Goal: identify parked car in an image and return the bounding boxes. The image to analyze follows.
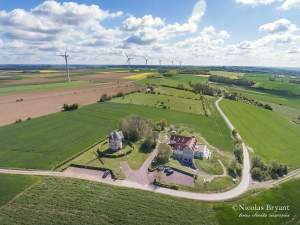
[102,170,110,179]
[164,167,174,176]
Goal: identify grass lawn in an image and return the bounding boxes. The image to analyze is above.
[194,156,224,175]
[180,176,235,193]
[111,92,205,114]
[0,102,234,170]
[220,99,300,168]
[0,177,217,225]
[71,141,149,179]
[215,178,300,225]
[0,174,38,207]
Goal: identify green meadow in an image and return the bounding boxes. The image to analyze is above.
[136,73,208,88]
[0,176,298,225]
[0,80,87,96]
[111,92,205,114]
[220,99,300,168]
[0,174,38,207]
[0,102,234,170]
[215,178,300,225]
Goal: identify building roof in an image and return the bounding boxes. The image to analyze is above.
[169,135,197,151]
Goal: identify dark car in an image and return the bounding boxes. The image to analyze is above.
[164,168,174,176]
[102,170,111,179]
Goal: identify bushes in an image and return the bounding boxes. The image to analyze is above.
[250,156,288,181]
[62,104,79,112]
[208,75,255,87]
[228,161,242,178]
[234,148,243,164]
[99,94,112,102]
[224,91,273,111]
[192,83,220,96]
[155,143,172,165]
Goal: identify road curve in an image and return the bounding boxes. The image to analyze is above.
[0,97,251,202]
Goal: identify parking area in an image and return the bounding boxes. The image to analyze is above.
[63,166,114,182]
[159,170,195,187]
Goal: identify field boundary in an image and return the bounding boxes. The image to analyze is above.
[52,137,107,171]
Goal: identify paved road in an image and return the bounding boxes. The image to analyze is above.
[0,98,253,201]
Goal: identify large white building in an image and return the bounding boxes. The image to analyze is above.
[169,135,211,164]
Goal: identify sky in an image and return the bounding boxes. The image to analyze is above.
[0,0,300,67]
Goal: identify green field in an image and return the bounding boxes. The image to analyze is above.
[136,74,208,88]
[112,93,205,114]
[0,177,217,225]
[0,80,87,96]
[244,73,300,96]
[220,99,300,168]
[155,86,199,99]
[1,176,298,225]
[0,102,234,170]
[0,174,38,207]
[215,178,300,225]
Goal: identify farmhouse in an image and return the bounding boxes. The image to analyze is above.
[169,135,211,164]
[109,131,124,151]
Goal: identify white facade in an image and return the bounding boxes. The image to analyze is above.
[109,131,124,151]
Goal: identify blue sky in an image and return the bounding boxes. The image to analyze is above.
[0,0,300,66]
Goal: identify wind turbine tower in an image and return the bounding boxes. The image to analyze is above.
[143,56,149,66]
[125,54,135,70]
[159,59,162,66]
[58,50,71,82]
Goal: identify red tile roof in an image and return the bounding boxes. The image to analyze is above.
[169,135,197,151]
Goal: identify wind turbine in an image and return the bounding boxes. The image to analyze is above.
[179,60,182,67]
[125,53,135,70]
[171,59,174,66]
[58,50,71,82]
[158,59,162,66]
[143,56,150,66]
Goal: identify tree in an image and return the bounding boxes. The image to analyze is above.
[251,156,264,169]
[251,167,265,181]
[264,104,273,111]
[99,94,111,102]
[142,131,159,152]
[157,119,168,131]
[234,148,243,164]
[156,143,172,165]
[119,116,154,142]
[228,161,242,178]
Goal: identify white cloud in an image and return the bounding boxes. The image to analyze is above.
[280,0,300,10]
[235,0,278,6]
[288,47,300,53]
[123,15,164,31]
[0,0,123,55]
[259,19,297,34]
[122,0,206,46]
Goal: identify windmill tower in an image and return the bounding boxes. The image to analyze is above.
[58,50,71,82]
